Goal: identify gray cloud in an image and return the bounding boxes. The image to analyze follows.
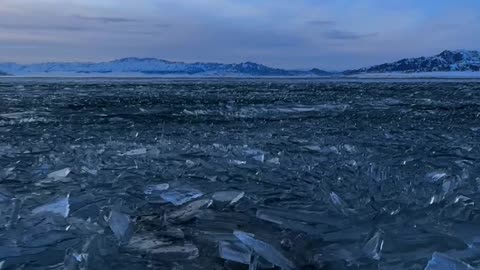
[75,15,139,23]
[307,20,335,26]
[0,23,88,31]
[324,30,378,40]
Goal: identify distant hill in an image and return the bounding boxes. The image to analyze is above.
[0,58,331,77]
[345,50,480,74]
[310,68,332,76]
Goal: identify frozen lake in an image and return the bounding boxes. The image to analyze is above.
[0,78,480,269]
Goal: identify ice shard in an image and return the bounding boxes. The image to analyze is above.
[212,191,245,205]
[233,231,295,270]
[32,194,70,218]
[363,230,384,260]
[47,168,71,179]
[107,210,134,244]
[425,252,478,270]
[160,186,203,206]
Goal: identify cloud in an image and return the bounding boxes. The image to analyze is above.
[75,15,139,23]
[307,20,335,26]
[0,0,479,69]
[0,23,88,31]
[323,30,378,40]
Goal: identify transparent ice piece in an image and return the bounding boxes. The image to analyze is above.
[266,157,280,165]
[249,255,259,270]
[425,252,477,270]
[107,210,134,244]
[426,172,447,182]
[119,148,147,156]
[63,249,87,270]
[81,166,98,176]
[230,160,247,165]
[168,199,212,223]
[455,195,474,206]
[125,233,171,252]
[330,192,345,208]
[219,241,252,265]
[256,208,343,227]
[363,230,384,260]
[252,154,265,162]
[32,194,70,218]
[67,217,104,234]
[212,191,245,205]
[234,231,295,270]
[256,209,325,235]
[330,191,354,215]
[47,167,71,179]
[144,183,170,195]
[160,187,203,206]
[126,234,199,260]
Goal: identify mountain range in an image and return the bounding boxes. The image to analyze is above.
[0,58,328,77]
[345,50,480,75]
[0,50,479,77]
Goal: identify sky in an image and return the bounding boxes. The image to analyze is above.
[0,0,479,70]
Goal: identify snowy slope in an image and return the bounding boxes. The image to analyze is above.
[345,50,480,74]
[348,71,480,79]
[0,58,330,77]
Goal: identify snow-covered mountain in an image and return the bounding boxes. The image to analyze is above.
[345,50,480,74]
[0,58,329,77]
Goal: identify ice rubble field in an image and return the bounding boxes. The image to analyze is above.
[0,78,480,270]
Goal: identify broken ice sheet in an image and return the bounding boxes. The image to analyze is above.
[234,231,295,270]
[451,223,480,248]
[425,252,478,270]
[252,154,265,162]
[124,233,170,252]
[32,194,70,218]
[426,172,447,183]
[219,240,252,265]
[160,186,203,206]
[125,233,199,260]
[168,199,212,223]
[330,191,355,215]
[256,209,326,235]
[0,111,35,119]
[455,195,474,206]
[212,191,245,205]
[63,249,88,270]
[230,160,247,165]
[67,217,104,234]
[47,167,71,179]
[107,210,134,244]
[81,166,98,176]
[118,148,147,156]
[244,149,265,162]
[144,183,170,203]
[266,157,280,165]
[144,183,170,195]
[363,230,384,261]
[256,208,345,227]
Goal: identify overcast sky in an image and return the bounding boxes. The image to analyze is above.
[0,0,479,70]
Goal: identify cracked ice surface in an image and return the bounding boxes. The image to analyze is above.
[0,78,480,269]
